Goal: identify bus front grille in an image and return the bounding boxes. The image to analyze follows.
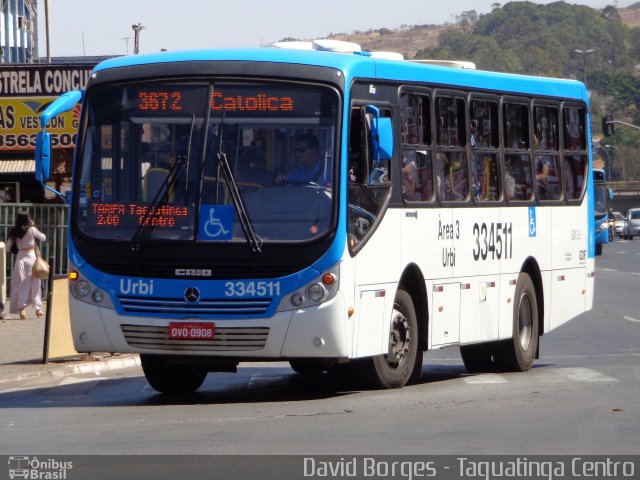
[121,324,269,351]
[118,296,271,315]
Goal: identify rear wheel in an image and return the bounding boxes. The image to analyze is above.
[495,273,539,372]
[140,355,208,394]
[355,289,422,388]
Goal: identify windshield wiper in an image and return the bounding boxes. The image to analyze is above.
[217,148,263,253]
[131,116,196,252]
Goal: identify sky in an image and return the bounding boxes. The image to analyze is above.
[37,0,636,58]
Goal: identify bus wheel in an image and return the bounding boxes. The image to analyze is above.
[460,343,498,373]
[358,289,422,388]
[141,355,207,394]
[496,273,539,372]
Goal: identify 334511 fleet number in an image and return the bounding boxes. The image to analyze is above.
[473,222,513,261]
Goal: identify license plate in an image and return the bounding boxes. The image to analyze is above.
[169,322,215,340]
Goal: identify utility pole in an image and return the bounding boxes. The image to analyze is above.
[574,49,594,85]
[45,0,51,63]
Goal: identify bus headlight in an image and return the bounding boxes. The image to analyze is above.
[307,283,326,302]
[277,264,340,312]
[290,292,304,307]
[68,262,114,309]
[74,280,91,297]
[92,290,104,303]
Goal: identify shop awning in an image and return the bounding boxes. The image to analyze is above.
[0,159,35,174]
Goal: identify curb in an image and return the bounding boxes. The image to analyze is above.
[0,354,141,384]
[55,354,141,377]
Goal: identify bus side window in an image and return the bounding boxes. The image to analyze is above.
[400,91,432,201]
[563,107,587,201]
[504,103,533,201]
[470,99,500,201]
[436,95,468,202]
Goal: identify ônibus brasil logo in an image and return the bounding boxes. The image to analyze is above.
[8,456,73,480]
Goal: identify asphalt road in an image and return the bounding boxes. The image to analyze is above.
[0,238,638,457]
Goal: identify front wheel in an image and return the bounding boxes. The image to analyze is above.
[355,289,423,388]
[495,273,539,372]
[141,355,208,394]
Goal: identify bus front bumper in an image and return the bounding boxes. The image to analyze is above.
[69,294,350,359]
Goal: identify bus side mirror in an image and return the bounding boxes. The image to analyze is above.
[366,105,394,162]
[35,132,52,182]
[40,90,83,129]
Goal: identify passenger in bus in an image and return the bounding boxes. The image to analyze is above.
[276,133,331,186]
[402,152,419,200]
[504,161,517,200]
[535,155,559,200]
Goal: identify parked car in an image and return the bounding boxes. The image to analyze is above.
[627,208,640,238]
[611,211,629,239]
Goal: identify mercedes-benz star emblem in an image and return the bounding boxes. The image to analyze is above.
[184,286,200,303]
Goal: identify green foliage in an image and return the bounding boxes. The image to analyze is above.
[416,1,633,79]
[414,1,640,181]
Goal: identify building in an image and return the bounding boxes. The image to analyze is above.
[1,0,37,64]
[0,63,95,202]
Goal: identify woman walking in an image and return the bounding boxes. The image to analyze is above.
[6,213,46,319]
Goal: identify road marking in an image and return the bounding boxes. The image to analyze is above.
[624,315,640,323]
[552,368,617,383]
[463,374,507,384]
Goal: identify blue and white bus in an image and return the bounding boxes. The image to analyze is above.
[592,168,610,254]
[35,40,595,393]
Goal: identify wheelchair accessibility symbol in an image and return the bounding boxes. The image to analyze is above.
[200,205,233,240]
[528,206,537,237]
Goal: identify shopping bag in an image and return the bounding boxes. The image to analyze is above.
[33,246,50,280]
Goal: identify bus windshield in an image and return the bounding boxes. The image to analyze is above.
[75,81,339,243]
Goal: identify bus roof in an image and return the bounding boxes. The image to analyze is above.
[92,46,588,102]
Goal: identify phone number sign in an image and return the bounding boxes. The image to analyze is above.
[0,97,80,151]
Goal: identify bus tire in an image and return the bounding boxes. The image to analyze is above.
[357,289,422,388]
[460,343,498,373]
[141,354,207,394]
[496,273,539,372]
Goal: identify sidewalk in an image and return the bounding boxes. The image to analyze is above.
[0,302,140,384]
